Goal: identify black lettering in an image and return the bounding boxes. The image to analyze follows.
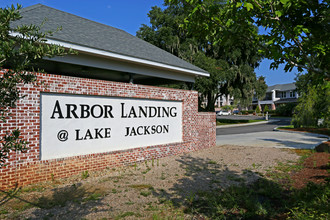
[75,129,83,140]
[66,104,78,118]
[130,127,137,136]
[162,107,169,117]
[144,126,150,135]
[84,129,93,140]
[80,104,90,118]
[124,124,169,136]
[104,105,114,118]
[157,107,161,117]
[51,100,64,119]
[125,127,130,136]
[91,104,103,118]
[149,107,157,118]
[151,125,156,134]
[128,107,137,118]
[163,125,169,133]
[138,106,147,118]
[170,107,177,117]
[156,125,162,133]
[137,126,143,135]
[121,103,128,118]
[104,128,111,138]
[94,128,104,139]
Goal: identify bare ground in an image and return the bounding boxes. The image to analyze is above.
[0,145,301,219]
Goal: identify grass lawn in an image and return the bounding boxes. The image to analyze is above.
[216,119,264,126]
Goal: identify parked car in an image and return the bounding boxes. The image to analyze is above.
[233,110,240,115]
[217,111,231,116]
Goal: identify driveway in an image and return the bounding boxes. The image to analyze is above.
[216,119,328,149]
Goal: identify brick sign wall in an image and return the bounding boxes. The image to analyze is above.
[0,72,216,189]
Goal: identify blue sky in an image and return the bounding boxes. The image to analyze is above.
[1,0,297,86]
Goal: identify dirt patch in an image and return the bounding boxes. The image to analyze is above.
[290,152,330,189]
[0,145,301,219]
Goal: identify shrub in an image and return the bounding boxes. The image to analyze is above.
[256,105,261,114]
[241,110,248,115]
[268,110,276,115]
[275,103,296,117]
[222,105,234,111]
[264,105,269,113]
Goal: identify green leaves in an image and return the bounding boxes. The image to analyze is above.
[244,2,254,11]
[163,0,329,125]
[236,2,243,8]
[275,11,282,17]
[138,1,262,111]
[0,129,29,167]
[280,0,290,6]
[0,4,76,167]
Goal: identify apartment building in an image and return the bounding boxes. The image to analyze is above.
[252,83,299,110]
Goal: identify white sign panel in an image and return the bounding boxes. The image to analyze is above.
[40,93,182,160]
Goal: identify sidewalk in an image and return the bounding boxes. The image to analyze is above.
[216,131,328,149]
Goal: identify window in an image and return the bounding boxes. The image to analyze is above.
[290,91,294,98]
[282,92,286,98]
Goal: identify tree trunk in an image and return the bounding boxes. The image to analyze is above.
[206,92,216,112]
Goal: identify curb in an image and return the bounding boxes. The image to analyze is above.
[216,120,280,128]
[273,127,330,140]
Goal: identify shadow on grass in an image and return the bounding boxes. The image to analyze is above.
[31,183,111,218]
[152,154,330,219]
[0,182,110,219]
[0,183,40,208]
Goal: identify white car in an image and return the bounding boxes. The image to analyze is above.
[217,111,231,116]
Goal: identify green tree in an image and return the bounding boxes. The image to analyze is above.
[192,52,226,111]
[254,76,267,101]
[232,75,267,109]
[167,0,329,76]
[167,0,329,125]
[0,4,74,167]
[264,105,269,113]
[255,105,261,115]
[137,3,263,111]
[292,82,330,128]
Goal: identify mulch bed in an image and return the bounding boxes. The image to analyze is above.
[279,127,329,189]
[290,151,330,189]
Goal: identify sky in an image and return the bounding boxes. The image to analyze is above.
[1,0,298,86]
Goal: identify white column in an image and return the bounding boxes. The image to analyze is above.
[272,90,276,101]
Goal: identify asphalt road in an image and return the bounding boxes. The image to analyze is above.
[216,115,266,120]
[216,119,291,135]
[216,117,328,149]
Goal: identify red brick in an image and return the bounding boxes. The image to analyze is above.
[0,71,215,189]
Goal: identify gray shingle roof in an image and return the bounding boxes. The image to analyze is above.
[12,4,208,75]
[266,83,296,92]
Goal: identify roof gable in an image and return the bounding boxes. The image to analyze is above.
[266,83,296,92]
[12,4,208,77]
